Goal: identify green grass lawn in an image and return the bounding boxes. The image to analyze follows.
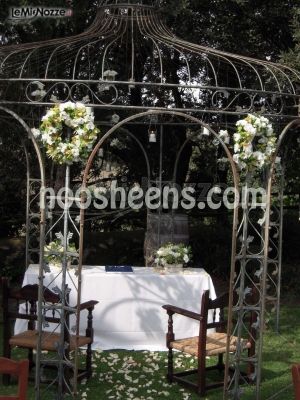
[0,306,298,400]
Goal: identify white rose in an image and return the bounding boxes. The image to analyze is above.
[75,102,85,110]
[244,123,256,135]
[48,127,57,134]
[219,129,230,144]
[64,118,73,128]
[75,117,85,125]
[236,119,247,127]
[46,109,55,118]
[265,145,275,156]
[62,101,75,110]
[41,115,49,122]
[234,143,240,153]
[76,128,85,136]
[72,147,80,157]
[87,122,95,130]
[41,132,50,143]
[59,143,68,153]
[46,136,53,145]
[31,128,41,138]
[243,143,253,155]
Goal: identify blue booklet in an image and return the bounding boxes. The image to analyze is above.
[105,265,133,272]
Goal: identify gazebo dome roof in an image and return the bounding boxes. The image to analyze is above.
[0,1,299,117]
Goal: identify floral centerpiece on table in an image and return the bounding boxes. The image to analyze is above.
[154,243,192,269]
[44,239,77,267]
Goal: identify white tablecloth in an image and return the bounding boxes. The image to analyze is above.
[15,265,216,351]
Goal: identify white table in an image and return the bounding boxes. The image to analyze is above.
[15,265,216,351]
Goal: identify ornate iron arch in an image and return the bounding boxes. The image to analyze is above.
[0,107,47,396]
[76,109,240,398]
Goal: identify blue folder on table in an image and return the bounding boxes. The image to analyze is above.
[105,265,133,272]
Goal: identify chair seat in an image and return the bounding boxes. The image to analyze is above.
[9,330,92,351]
[170,332,251,357]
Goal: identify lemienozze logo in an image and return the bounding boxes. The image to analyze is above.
[9,6,73,22]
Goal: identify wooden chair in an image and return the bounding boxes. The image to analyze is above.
[1,277,98,385]
[162,290,256,396]
[292,364,300,400]
[0,357,29,400]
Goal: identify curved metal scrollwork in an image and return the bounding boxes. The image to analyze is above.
[25,80,119,105]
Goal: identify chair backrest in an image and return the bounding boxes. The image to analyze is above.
[199,291,230,337]
[292,364,300,400]
[1,277,62,332]
[198,290,256,355]
[0,357,29,400]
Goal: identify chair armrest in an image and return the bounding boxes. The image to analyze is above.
[162,304,202,321]
[77,300,99,311]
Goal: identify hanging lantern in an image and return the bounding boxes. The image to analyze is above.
[202,126,210,136]
[129,78,135,90]
[103,69,118,90]
[148,127,157,143]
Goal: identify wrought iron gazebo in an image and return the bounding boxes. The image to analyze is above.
[0,1,299,399]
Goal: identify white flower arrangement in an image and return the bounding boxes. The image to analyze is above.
[227,114,277,171]
[154,243,192,267]
[44,239,77,267]
[32,102,99,164]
